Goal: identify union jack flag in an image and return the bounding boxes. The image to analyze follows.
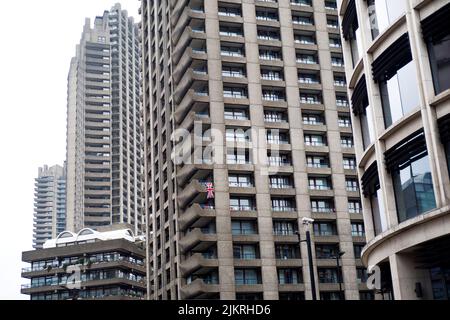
[206,182,215,199]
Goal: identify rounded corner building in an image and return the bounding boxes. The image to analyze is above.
[339,0,450,300]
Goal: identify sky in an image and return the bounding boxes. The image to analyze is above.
[0,0,141,300]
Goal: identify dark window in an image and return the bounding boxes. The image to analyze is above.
[422,3,450,94]
[385,131,437,222]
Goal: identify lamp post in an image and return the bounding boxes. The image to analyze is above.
[296,217,317,300]
[334,251,345,300]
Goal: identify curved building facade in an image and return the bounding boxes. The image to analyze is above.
[339,0,450,300]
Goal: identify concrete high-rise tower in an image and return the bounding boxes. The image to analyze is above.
[141,0,370,300]
[33,164,66,249]
[66,4,144,235]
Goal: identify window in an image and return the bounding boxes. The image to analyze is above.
[303,113,324,125]
[318,268,340,283]
[341,136,354,148]
[343,157,356,170]
[219,24,243,37]
[232,220,258,235]
[346,178,359,192]
[279,292,305,300]
[264,110,287,122]
[257,28,281,41]
[438,115,450,179]
[313,222,337,236]
[229,174,253,187]
[259,47,282,61]
[270,176,293,189]
[299,72,320,84]
[227,149,251,164]
[311,199,334,213]
[320,292,342,300]
[223,86,248,99]
[352,77,375,150]
[342,0,363,67]
[230,197,255,211]
[267,131,289,144]
[307,155,329,168]
[218,5,242,17]
[351,223,365,237]
[235,269,260,285]
[357,268,369,283]
[379,60,420,128]
[262,88,285,101]
[308,176,331,190]
[268,152,292,166]
[304,134,326,147]
[297,51,318,64]
[224,107,249,120]
[300,92,321,104]
[278,269,302,284]
[272,198,296,212]
[273,220,297,235]
[222,64,246,78]
[236,293,263,300]
[360,291,375,300]
[386,131,437,223]
[292,14,313,25]
[367,0,406,40]
[354,244,364,259]
[372,34,420,128]
[261,69,284,81]
[338,116,351,128]
[256,9,279,21]
[316,244,339,259]
[234,244,258,260]
[221,43,245,57]
[226,128,250,142]
[422,4,450,94]
[275,244,300,259]
[362,163,387,235]
[295,33,315,45]
[348,200,362,214]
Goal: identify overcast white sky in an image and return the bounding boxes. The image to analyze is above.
[0,0,141,300]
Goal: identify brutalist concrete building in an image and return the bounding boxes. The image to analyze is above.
[33,164,67,249]
[66,4,144,234]
[141,0,371,300]
[339,0,450,300]
[21,227,146,300]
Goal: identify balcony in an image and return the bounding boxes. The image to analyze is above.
[179,110,211,131]
[179,228,217,253]
[175,89,210,124]
[180,253,219,276]
[179,203,216,231]
[174,69,209,104]
[171,0,189,22]
[178,179,208,209]
[180,278,220,299]
[172,6,206,44]
[174,47,207,84]
[177,163,213,187]
[173,27,207,64]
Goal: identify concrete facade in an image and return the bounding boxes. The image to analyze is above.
[339,0,450,300]
[33,164,66,249]
[141,0,370,300]
[66,4,144,235]
[21,227,146,300]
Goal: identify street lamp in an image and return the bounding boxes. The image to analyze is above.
[334,251,345,300]
[296,217,317,300]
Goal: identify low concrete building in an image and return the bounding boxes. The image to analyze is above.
[21,227,146,300]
